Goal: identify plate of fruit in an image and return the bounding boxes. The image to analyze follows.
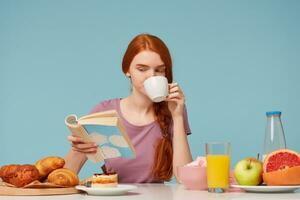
[230,184,300,193]
[231,149,300,193]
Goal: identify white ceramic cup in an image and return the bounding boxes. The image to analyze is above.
[143,76,169,102]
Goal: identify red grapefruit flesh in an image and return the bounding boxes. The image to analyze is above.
[263,149,300,185]
[263,149,300,173]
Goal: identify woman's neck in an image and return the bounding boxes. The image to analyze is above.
[125,90,154,115]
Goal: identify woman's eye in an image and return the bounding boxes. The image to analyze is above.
[138,68,147,72]
[156,68,166,73]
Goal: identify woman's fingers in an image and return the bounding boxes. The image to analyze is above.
[166,98,180,102]
[68,135,97,146]
[169,83,183,95]
[72,147,98,153]
[168,82,185,102]
[169,86,179,93]
[71,141,98,153]
[167,92,181,99]
[168,82,178,89]
[68,135,98,154]
[72,142,98,150]
[68,135,84,143]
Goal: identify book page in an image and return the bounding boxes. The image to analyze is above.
[78,117,118,126]
[78,110,117,121]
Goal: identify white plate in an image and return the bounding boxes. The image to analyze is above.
[230,184,300,193]
[75,184,138,196]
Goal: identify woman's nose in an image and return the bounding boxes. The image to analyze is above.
[149,69,159,77]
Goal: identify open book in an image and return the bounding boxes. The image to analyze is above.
[65,110,136,163]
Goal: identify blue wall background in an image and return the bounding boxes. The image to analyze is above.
[1,0,300,180]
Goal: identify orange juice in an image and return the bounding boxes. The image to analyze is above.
[206,154,230,188]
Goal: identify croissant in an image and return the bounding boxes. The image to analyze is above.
[35,156,65,180]
[47,168,79,187]
[0,164,39,187]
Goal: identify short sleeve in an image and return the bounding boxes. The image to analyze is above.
[169,104,192,136]
[183,104,191,135]
[89,99,118,114]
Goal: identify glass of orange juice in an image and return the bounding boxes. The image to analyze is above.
[206,142,230,193]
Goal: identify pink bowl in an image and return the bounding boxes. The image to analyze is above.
[177,166,207,190]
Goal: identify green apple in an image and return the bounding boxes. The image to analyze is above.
[234,157,263,186]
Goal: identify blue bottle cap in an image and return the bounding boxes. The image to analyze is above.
[266,111,281,116]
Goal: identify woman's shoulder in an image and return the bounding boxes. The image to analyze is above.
[89,98,120,114]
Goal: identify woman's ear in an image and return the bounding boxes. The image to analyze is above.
[126,72,131,78]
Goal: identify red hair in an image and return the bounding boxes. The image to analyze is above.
[122,34,173,181]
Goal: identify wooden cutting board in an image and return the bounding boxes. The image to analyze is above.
[0,186,81,196]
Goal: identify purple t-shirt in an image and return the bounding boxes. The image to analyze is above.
[89,98,191,183]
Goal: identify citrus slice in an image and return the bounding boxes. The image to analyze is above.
[263,149,300,173]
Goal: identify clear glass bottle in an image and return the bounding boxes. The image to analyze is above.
[262,111,286,161]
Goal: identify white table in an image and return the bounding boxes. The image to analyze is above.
[0,184,299,200]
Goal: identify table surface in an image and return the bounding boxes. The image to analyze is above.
[0,184,299,200]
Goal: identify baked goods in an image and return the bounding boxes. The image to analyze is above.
[0,164,39,187]
[0,156,79,188]
[35,156,65,180]
[47,168,79,187]
[91,173,118,188]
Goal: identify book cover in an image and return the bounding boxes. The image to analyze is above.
[65,110,136,163]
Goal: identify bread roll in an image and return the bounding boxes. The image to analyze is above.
[0,164,39,187]
[47,168,79,187]
[35,156,65,180]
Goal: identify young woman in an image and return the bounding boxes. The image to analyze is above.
[64,33,192,183]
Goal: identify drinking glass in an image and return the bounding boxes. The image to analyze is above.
[206,142,230,193]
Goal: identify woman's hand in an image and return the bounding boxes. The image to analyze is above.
[68,135,98,154]
[166,82,185,118]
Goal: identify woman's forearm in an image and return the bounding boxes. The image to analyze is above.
[172,115,192,181]
[64,149,87,174]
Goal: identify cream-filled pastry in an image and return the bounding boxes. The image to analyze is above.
[91,173,118,188]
